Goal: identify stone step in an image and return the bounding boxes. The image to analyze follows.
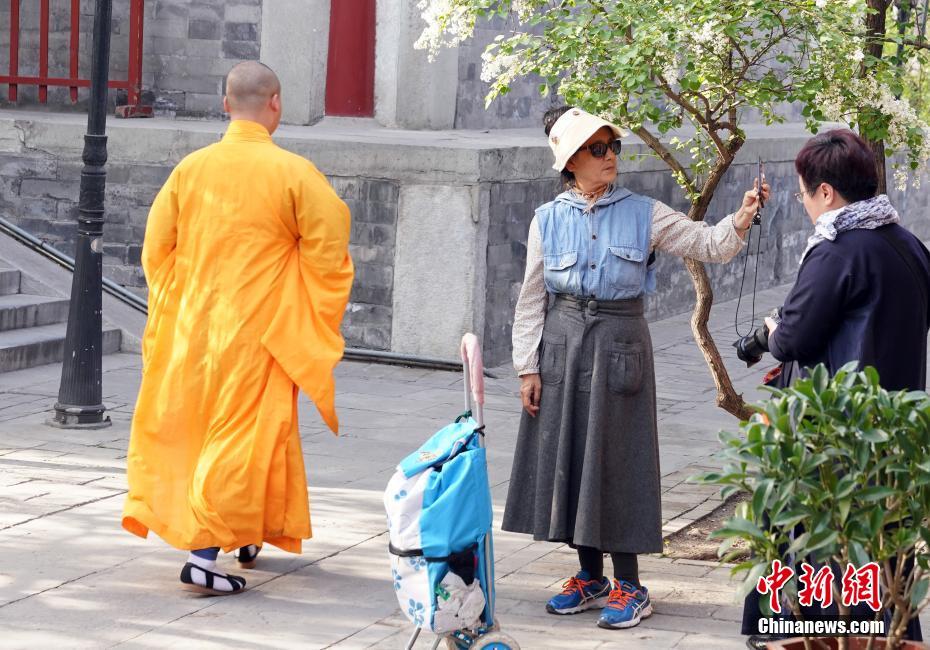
[0,268,21,296]
[0,294,71,332]
[0,323,121,373]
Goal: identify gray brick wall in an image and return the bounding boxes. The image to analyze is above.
[482,178,561,364]
[0,0,263,117]
[454,14,557,130]
[0,152,398,351]
[333,177,398,351]
[1,139,927,362]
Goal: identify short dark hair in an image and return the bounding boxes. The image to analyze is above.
[794,129,878,203]
[544,105,575,187]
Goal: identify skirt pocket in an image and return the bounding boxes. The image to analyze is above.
[540,333,567,385]
[607,342,644,395]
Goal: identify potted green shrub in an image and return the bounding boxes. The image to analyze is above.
[697,363,930,650]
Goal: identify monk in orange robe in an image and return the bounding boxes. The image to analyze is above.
[122,61,354,595]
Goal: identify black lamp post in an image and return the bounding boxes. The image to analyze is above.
[50,0,113,429]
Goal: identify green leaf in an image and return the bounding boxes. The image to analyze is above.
[860,428,889,443]
[837,499,851,525]
[849,540,870,567]
[806,530,839,554]
[711,517,766,542]
[858,486,895,502]
[812,365,829,393]
[772,508,809,529]
[912,577,930,609]
[721,484,742,500]
[786,532,811,556]
[834,476,857,500]
[752,479,775,518]
[736,561,771,600]
[869,507,885,538]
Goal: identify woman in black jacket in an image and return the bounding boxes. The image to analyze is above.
[744,129,930,649]
[764,129,930,392]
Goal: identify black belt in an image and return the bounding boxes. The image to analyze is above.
[554,294,642,315]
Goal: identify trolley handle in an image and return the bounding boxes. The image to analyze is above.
[460,333,485,427]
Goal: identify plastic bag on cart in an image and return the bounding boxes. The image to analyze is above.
[433,572,486,634]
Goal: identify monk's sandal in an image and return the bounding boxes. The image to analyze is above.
[236,544,261,569]
[180,562,246,596]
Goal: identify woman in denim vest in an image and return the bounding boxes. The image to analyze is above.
[502,106,769,630]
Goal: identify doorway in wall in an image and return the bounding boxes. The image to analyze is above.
[325,0,376,117]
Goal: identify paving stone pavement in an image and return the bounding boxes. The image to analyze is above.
[2,283,927,649]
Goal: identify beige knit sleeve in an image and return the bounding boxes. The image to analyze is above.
[649,200,746,262]
[512,215,546,376]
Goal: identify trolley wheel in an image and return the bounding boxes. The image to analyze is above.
[474,632,520,650]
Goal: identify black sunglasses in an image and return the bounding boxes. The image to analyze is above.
[581,139,622,158]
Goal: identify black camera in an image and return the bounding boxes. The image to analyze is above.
[733,307,782,368]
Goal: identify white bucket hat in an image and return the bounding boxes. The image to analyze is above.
[548,107,627,172]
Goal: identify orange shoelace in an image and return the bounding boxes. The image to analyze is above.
[559,576,596,596]
[607,584,639,609]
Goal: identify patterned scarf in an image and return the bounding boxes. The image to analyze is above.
[571,183,614,213]
[800,194,900,263]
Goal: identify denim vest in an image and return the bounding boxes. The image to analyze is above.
[536,187,656,300]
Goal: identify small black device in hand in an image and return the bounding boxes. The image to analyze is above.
[733,307,782,368]
[753,158,765,225]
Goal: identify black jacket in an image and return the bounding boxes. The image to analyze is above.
[768,223,930,391]
[744,224,930,640]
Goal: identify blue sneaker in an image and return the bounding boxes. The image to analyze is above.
[597,579,653,629]
[545,570,611,615]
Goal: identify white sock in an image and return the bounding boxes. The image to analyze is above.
[187,552,217,571]
[186,554,239,592]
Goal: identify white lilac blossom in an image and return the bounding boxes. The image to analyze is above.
[414,0,478,61]
[415,0,930,191]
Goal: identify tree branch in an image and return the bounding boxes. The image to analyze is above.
[654,74,729,156]
[632,126,697,195]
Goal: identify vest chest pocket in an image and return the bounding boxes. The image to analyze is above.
[539,332,566,385]
[607,342,644,395]
[543,250,580,295]
[604,245,645,294]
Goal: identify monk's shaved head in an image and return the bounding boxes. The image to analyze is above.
[225,61,281,112]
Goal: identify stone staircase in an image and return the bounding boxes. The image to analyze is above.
[0,266,121,372]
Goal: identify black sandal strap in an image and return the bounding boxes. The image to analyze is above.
[237,545,261,562]
[183,563,246,593]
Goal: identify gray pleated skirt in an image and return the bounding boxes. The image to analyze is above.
[501,295,662,554]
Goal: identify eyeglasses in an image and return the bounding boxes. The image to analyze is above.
[793,191,809,204]
[581,140,622,158]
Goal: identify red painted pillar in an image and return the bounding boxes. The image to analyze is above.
[325,0,376,117]
[9,0,20,101]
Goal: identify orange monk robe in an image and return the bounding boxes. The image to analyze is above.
[122,120,354,553]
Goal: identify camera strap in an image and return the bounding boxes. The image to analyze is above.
[734,221,763,337]
[874,226,929,324]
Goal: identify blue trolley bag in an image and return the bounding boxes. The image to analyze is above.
[384,415,494,634]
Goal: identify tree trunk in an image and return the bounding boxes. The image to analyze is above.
[863,0,892,193]
[868,138,888,194]
[684,257,754,420]
[683,142,753,421]
[638,129,751,420]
